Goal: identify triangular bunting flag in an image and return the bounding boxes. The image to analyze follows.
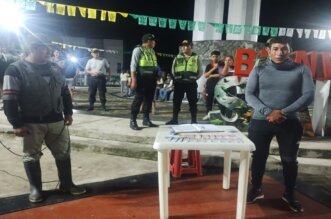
[296,28,303,38]
[304,29,311,38]
[286,28,294,37]
[312,29,319,38]
[118,12,128,18]
[129,14,138,19]
[158,18,167,28]
[38,1,46,6]
[168,19,177,29]
[67,5,76,17]
[46,2,55,13]
[278,28,286,36]
[79,7,87,18]
[187,21,196,31]
[262,27,270,36]
[149,16,158,27]
[178,20,187,30]
[56,4,66,16]
[108,11,116,22]
[252,26,261,35]
[25,0,37,10]
[225,24,234,33]
[87,8,97,19]
[101,10,107,21]
[318,30,326,39]
[270,27,279,37]
[197,22,205,31]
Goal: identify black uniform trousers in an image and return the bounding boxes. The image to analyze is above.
[131,75,156,117]
[205,78,219,113]
[172,81,198,117]
[248,119,303,193]
[88,75,107,106]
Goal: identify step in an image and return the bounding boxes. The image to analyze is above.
[270,138,331,159]
[266,155,331,176]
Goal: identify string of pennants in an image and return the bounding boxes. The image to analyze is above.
[51,41,175,58]
[9,0,37,10]
[33,1,331,40]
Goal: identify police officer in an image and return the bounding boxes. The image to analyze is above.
[129,34,159,130]
[2,36,86,203]
[166,40,202,125]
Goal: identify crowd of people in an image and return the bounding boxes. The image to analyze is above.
[0,34,315,214]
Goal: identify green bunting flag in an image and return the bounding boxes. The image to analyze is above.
[178,20,187,30]
[138,15,147,25]
[270,27,279,37]
[252,26,261,35]
[158,17,167,28]
[198,22,205,31]
[262,27,270,36]
[244,25,252,34]
[225,24,234,33]
[209,23,224,33]
[233,25,242,34]
[187,21,196,31]
[168,19,177,29]
[149,16,157,27]
[129,14,138,19]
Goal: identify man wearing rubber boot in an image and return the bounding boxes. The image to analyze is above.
[2,35,86,203]
[129,33,159,130]
[166,40,202,125]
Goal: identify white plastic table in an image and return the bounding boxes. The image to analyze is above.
[153,125,255,219]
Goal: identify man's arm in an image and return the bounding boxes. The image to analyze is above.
[245,67,273,117]
[130,47,141,90]
[281,65,315,114]
[62,84,73,126]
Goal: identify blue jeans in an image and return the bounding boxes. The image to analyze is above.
[248,119,303,193]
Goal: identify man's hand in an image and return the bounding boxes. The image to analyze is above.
[266,110,286,124]
[130,76,137,90]
[13,127,30,137]
[64,115,73,126]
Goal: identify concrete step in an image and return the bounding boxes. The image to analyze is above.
[266,155,331,176]
[269,138,331,159]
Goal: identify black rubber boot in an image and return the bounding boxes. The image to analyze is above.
[165,112,178,125]
[23,161,43,203]
[191,112,198,124]
[55,159,86,195]
[142,114,158,127]
[130,114,139,130]
[87,104,94,111]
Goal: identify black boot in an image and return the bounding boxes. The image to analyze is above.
[101,105,109,111]
[191,111,198,124]
[55,159,86,195]
[24,161,43,203]
[142,114,158,127]
[130,114,139,130]
[166,112,178,125]
[87,104,94,111]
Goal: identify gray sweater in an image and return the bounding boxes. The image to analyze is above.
[245,59,315,120]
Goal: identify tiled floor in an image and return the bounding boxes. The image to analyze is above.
[1,171,330,219]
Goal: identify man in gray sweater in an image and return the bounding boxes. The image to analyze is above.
[245,37,315,213]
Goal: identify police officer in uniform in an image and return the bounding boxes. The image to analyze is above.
[166,40,202,125]
[2,36,86,203]
[129,34,159,130]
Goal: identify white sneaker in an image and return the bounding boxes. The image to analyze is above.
[202,114,209,121]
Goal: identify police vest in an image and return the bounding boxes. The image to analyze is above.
[174,53,199,81]
[12,61,65,117]
[137,47,158,76]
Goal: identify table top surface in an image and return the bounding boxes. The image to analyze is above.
[153,125,255,151]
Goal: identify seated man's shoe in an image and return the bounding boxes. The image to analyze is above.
[165,119,178,125]
[282,192,304,213]
[247,188,264,204]
[59,184,86,195]
[130,120,140,130]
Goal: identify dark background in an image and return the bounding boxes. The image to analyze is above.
[21,0,331,71]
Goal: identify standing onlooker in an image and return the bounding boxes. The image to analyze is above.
[50,49,64,68]
[120,69,130,96]
[85,49,111,111]
[2,35,86,203]
[245,37,315,213]
[166,40,202,125]
[203,50,221,117]
[129,33,159,130]
[62,52,79,100]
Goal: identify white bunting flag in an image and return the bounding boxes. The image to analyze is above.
[328,30,331,39]
[296,28,303,38]
[304,29,311,39]
[318,30,326,39]
[278,27,286,36]
[286,28,294,37]
[313,29,319,38]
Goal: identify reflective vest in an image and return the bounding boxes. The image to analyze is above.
[12,61,65,117]
[174,53,199,81]
[137,47,158,75]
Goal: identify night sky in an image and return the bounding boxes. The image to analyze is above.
[23,0,331,70]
